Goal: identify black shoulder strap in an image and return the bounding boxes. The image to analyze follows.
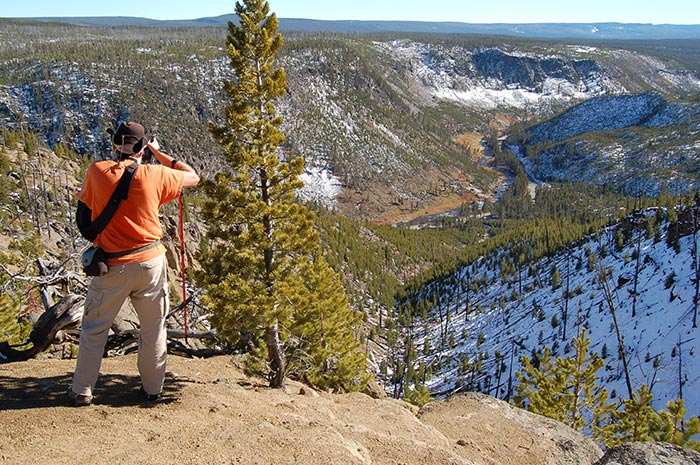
[81,163,139,240]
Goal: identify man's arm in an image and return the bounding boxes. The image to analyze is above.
[146,137,200,188]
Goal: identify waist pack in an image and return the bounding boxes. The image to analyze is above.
[81,246,108,276]
[80,240,162,277]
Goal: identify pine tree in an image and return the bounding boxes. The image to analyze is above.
[514,347,565,420]
[515,331,700,449]
[514,329,613,439]
[404,383,431,407]
[551,264,561,290]
[650,398,700,451]
[0,293,30,346]
[197,0,367,390]
[288,255,368,390]
[557,329,611,433]
[608,385,656,446]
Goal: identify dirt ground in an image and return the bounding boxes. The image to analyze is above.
[0,354,448,465]
[0,354,601,465]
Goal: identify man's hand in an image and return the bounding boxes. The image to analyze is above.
[147,137,161,153]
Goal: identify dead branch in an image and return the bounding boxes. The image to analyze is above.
[0,293,84,363]
[1,290,219,363]
[0,262,87,295]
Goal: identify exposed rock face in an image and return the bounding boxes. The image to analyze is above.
[472,49,601,90]
[363,378,388,399]
[417,392,604,465]
[594,442,700,465]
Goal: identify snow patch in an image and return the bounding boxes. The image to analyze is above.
[298,162,342,210]
[433,86,541,110]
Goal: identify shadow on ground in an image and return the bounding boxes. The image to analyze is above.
[0,371,191,410]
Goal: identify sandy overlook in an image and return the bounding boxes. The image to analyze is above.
[1,353,605,465]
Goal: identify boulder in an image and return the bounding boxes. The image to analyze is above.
[594,442,700,465]
[418,391,603,465]
[363,378,388,399]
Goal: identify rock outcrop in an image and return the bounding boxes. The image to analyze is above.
[1,355,697,465]
[594,442,700,465]
[0,355,603,465]
[418,392,603,465]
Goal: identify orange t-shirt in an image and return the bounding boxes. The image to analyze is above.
[78,160,184,265]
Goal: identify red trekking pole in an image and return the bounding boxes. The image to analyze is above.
[179,193,188,343]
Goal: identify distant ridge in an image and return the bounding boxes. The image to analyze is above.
[7,15,700,40]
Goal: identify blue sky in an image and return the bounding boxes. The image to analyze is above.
[2,0,699,25]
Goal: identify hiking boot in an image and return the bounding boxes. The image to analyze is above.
[139,385,163,402]
[67,389,92,406]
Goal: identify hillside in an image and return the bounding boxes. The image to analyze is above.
[1,22,700,222]
[514,92,700,194]
[394,208,700,417]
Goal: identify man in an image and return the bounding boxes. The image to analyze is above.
[69,121,200,406]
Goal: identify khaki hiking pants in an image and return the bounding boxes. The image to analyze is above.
[71,254,169,398]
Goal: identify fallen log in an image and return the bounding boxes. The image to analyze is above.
[0,293,84,363]
[104,329,217,356]
[166,329,216,339]
[1,293,219,363]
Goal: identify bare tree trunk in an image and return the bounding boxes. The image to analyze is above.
[464,269,470,322]
[677,335,684,401]
[35,258,54,310]
[563,251,570,341]
[599,264,634,399]
[506,339,515,402]
[436,299,445,346]
[18,163,35,230]
[38,161,51,239]
[495,354,503,398]
[693,204,699,328]
[632,218,642,318]
[31,166,42,236]
[265,320,285,388]
[0,294,83,362]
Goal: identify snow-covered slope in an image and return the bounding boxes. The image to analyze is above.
[377,40,700,113]
[376,40,611,112]
[516,93,700,196]
[403,209,699,415]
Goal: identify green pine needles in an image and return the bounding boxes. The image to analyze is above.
[197,0,368,391]
[514,328,700,450]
